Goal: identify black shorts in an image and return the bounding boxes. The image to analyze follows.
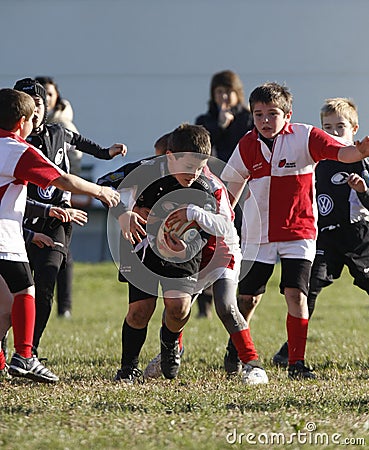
[238,258,312,296]
[312,221,369,294]
[120,241,200,303]
[0,260,34,293]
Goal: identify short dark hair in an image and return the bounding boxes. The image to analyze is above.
[249,82,293,115]
[154,132,171,156]
[168,123,211,157]
[0,88,35,131]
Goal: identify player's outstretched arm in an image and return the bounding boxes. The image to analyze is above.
[108,143,128,158]
[338,136,369,163]
[51,173,120,207]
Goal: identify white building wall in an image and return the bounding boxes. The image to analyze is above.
[1,0,369,259]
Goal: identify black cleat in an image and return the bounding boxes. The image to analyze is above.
[160,339,181,379]
[272,341,289,368]
[114,365,144,384]
[288,360,316,380]
[224,338,242,375]
[8,353,59,383]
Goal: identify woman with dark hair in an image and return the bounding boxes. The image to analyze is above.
[195,71,253,317]
[195,70,253,162]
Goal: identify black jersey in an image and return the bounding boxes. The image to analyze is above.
[24,123,112,232]
[316,159,369,231]
[98,155,217,267]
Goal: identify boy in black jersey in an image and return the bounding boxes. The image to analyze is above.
[100,124,218,382]
[273,97,369,366]
[13,78,127,356]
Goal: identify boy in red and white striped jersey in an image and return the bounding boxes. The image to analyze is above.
[221,82,369,379]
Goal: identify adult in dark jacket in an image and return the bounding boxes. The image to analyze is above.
[195,70,253,162]
[195,70,253,317]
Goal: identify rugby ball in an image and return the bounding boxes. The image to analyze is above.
[156,209,201,259]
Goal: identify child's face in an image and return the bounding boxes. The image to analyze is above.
[32,95,45,130]
[321,113,358,141]
[166,152,208,187]
[252,102,292,139]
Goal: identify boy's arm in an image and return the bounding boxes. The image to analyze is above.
[51,173,120,207]
[338,136,369,163]
[69,131,127,160]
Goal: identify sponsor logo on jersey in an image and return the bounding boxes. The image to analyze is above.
[55,148,64,166]
[37,185,56,200]
[317,194,334,216]
[331,171,349,185]
[278,159,296,169]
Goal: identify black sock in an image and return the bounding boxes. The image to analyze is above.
[121,320,147,368]
[161,323,180,343]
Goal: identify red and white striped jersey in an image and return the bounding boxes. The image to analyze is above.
[0,129,63,260]
[221,123,346,244]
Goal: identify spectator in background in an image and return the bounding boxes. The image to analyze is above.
[35,76,81,319]
[195,70,253,318]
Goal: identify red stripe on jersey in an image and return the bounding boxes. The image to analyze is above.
[308,127,343,162]
[238,130,271,180]
[269,173,316,241]
[14,145,62,189]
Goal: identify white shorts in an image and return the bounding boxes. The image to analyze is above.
[196,249,241,293]
[243,239,316,264]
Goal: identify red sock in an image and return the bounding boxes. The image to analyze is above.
[0,349,6,370]
[286,313,308,365]
[231,328,259,364]
[11,294,35,358]
[178,330,184,352]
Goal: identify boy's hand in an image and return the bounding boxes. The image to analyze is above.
[347,173,367,193]
[355,136,369,157]
[49,206,88,226]
[218,99,234,129]
[165,206,188,231]
[96,186,120,207]
[32,233,55,249]
[67,208,88,226]
[163,232,186,259]
[119,211,147,244]
[133,205,151,220]
[48,206,71,222]
[109,143,128,158]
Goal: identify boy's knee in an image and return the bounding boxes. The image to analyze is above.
[126,304,152,328]
[165,301,190,322]
[238,295,261,314]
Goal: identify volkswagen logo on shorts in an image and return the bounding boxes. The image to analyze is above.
[331,172,349,185]
[317,194,333,216]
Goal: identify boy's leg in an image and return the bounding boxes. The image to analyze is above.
[280,258,315,379]
[272,242,339,367]
[213,277,268,384]
[161,291,192,379]
[30,246,64,353]
[56,250,73,317]
[224,260,274,375]
[116,282,157,384]
[0,261,58,383]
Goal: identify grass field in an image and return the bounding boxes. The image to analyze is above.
[1,262,368,449]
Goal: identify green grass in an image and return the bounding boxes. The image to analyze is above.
[1,262,369,449]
